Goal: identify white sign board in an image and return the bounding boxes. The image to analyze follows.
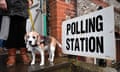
[62,6,116,60]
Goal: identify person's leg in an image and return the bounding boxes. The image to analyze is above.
[20,48,30,64]
[16,16,30,64]
[5,16,30,66]
[0,16,10,54]
[6,48,16,66]
[5,16,18,66]
[0,39,6,54]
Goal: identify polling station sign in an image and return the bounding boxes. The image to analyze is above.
[62,6,116,60]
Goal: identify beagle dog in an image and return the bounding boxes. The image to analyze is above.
[24,31,62,66]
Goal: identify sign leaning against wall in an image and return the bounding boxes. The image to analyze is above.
[62,6,116,60]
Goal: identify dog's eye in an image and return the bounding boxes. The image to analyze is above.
[27,36,29,38]
[33,36,35,39]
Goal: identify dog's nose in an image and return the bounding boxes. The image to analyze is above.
[29,41,32,44]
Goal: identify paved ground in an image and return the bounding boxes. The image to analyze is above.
[0,53,70,72]
[0,52,120,72]
[103,67,117,72]
[112,62,120,72]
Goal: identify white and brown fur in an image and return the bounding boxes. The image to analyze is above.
[24,31,62,66]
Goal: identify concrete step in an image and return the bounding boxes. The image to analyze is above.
[0,53,72,72]
[28,62,71,72]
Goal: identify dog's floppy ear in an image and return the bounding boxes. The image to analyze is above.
[37,34,40,45]
[24,32,28,43]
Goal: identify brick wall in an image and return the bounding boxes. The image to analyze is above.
[48,0,76,56]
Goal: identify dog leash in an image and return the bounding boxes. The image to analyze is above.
[28,9,35,31]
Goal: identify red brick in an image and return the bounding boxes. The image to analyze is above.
[48,0,76,56]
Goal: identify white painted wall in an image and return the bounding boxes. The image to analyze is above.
[26,0,44,34]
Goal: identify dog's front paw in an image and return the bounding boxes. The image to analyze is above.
[31,62,35,65]
[40,63,44,66]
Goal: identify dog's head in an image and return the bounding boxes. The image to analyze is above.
[24,31,40,47]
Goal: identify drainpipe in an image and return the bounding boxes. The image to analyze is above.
[40,0,47,36]
[43,14,47,36]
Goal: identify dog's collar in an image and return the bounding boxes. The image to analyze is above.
[30,44,38,47]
